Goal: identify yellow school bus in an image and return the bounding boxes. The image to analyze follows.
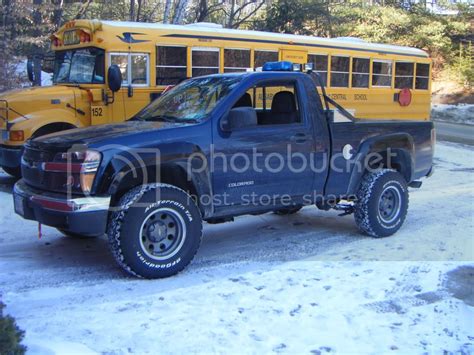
[0,19,431,176]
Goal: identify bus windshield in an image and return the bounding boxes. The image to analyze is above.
[53,47,105,84]
[136,76,242,123]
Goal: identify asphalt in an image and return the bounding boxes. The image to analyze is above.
[435,121,474,146]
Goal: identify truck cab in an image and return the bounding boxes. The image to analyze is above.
[13,62,435,278]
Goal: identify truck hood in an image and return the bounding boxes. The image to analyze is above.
[29,121,185,150]
[0,85,79,124]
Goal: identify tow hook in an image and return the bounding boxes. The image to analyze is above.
[334,203,354,217]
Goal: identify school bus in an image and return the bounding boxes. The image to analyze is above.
[0,19,431,176]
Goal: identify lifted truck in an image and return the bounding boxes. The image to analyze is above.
[13,62,435,278]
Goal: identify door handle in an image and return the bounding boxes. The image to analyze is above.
[291,133,308,143]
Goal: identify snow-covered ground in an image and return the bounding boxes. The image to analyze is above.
[0,142,473,354]
[431,104,474,126]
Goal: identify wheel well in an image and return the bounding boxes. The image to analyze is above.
[367,148,413,182]
[110,163,199,208]
[32,122,77,138]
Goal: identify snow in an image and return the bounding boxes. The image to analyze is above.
[0,142,473,354]
[431,104,474,126]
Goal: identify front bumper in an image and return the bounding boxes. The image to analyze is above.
[0,144,22,168]
[13,180,111,236]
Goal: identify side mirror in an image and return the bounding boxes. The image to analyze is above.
[27,59,34,82]
[107,65,122,92]
[220,107,257,132]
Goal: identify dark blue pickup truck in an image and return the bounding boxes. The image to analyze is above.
[13,63,435,278]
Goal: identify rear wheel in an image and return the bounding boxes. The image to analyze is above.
[354,169,408,238]
[1,166,21,178]
[107,183,203,279]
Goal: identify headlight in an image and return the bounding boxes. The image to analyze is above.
[44,149,102,193]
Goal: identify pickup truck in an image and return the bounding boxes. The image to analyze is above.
[13,62,435,278]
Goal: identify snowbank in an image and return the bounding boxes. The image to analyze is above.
[431,104,474,126]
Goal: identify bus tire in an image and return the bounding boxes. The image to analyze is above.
[354,169,408,238]
[107,183,203,279]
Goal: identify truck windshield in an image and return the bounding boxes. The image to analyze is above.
[136,76,242,123]
[53,47,105,84]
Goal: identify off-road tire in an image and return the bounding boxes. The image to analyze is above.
[107,183,203,279]
[1,166,21,178]
[354,169,408,238]
[274,205,303,215]
[57,228,101,238]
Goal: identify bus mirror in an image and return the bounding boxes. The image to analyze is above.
[107,65,122,92]
[27,59,34,82]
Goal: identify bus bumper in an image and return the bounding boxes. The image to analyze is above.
[0,144,23,168]
[13,180,111,237]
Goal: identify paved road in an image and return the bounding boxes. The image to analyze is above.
[435,121,474,145]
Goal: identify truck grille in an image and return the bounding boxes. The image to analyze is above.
[23,147,56,164]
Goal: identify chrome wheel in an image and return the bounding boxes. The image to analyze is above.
[139,208,186,261]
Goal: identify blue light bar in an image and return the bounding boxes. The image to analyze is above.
[262,61,294,72]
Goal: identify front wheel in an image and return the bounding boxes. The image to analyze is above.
[107,183,203,279]
[354,169,408,238]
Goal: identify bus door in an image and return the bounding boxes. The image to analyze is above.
[280,50,308,65]
[109,52,151,122]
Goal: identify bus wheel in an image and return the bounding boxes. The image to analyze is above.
[107,183,203,279]
[1,166,21,178]
[354,169,408,238]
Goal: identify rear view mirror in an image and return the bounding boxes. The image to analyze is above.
[107,65,122,92]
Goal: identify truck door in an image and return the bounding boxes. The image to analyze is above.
[212,78,316,208]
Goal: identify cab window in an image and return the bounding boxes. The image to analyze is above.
[235,81,301,126]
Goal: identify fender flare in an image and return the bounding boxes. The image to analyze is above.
[346,133,415,196]
[98,143,213,217]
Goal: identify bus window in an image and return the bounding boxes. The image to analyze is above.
[224,48,250,73]
[156,46,187,85]
[254,50,278,68]
[308,54,328,85]
[395,62,414,89]
[352,58,370,88]
[330,56,350,87]
[192,47,219,77]
[415,63,430,90]
[372,60,392,87]
[111,54,129,85]
[131,54,148,85]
